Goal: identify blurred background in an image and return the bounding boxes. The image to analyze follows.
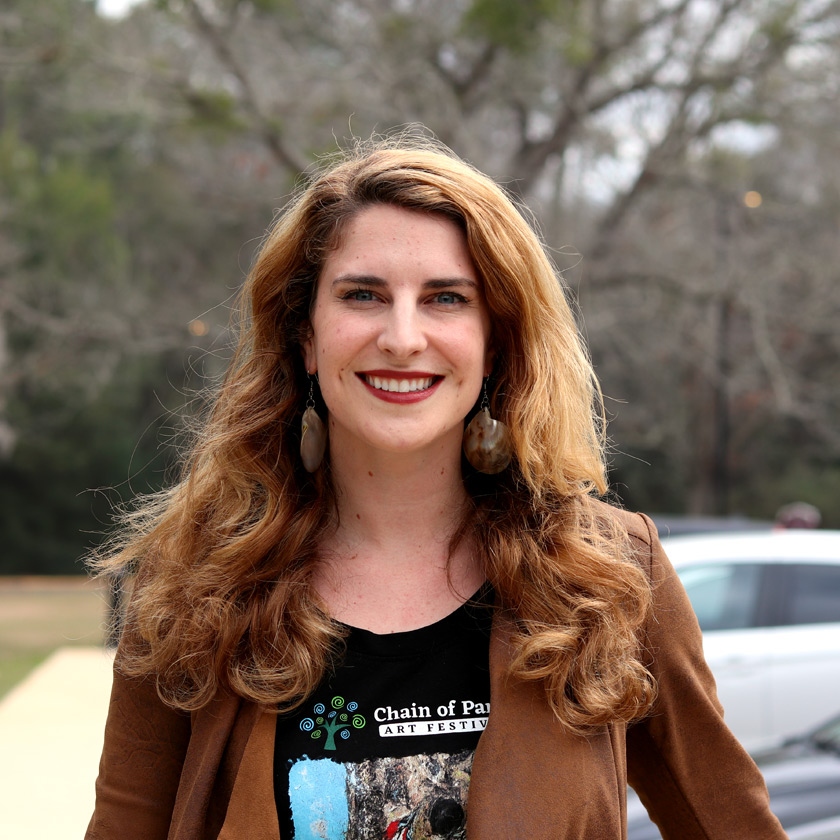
[2,3,840,835]
[1,0,839,681]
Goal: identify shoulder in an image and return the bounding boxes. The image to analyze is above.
[586,497,668,585]
[587,496,657,547]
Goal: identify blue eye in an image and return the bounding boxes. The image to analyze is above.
[435,292,467,305]
[343,288,376,302]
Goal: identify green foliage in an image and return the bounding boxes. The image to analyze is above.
[563,29,595,66]
[381,12,413,44]
[760,3,798,46]
[730,450,840,530]
[184,89,247,136]
[0,355,182,575]
[0,129,128,285]
[248,0,298,13]
[463,0,567,51]
[0,652,49,700]
[610,449,690,515]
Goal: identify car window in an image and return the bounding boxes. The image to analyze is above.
[676,563,762,631]
[785,564,840,625]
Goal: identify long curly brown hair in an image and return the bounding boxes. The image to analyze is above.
[93,135,655,732]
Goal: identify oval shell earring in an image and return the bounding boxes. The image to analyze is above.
[462,379,512,474]
[300,374,327,472]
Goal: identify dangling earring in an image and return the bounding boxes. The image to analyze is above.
[462,379,512,474]
[300,374,327,473]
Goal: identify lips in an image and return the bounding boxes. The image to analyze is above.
[356,371,442,400]
[361,374,436,393]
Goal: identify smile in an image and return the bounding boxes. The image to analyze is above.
[360,374,437,393]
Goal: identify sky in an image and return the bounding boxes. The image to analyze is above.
[97,0,144,18]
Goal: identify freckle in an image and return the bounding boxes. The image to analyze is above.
[368,471,373,477]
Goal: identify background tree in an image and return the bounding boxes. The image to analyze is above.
[2,0,839,572]
[0,0,273,570]
[138,0,840,514]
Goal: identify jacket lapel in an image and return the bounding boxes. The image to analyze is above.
[468,611,625,839]
[217,708,280,840]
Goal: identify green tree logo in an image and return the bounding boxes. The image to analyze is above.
[300,695,365,751]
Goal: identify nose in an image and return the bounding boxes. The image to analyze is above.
[376,301,428,358]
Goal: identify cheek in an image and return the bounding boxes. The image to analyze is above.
[312,332,353,383]
[322,319,369,362]
[304,308,335,371]
[468,326,493,373]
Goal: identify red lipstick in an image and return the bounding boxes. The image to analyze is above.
[356,371,442,404]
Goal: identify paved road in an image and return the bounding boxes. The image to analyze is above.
[0,647,114,839]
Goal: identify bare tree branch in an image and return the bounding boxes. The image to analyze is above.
[181,0,308,174]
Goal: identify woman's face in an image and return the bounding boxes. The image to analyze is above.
[303,204,493,462]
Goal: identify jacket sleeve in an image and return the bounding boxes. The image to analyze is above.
[626,513,787,840]
[85,659,191,840]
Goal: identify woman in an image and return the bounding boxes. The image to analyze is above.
[87,138,786,840]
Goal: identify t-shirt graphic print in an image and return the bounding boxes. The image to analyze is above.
[274,590,493,840]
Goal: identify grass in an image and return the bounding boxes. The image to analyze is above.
[0,576,108,699]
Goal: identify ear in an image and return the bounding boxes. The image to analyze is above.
[483,346,496,378]
[301,323,317,374]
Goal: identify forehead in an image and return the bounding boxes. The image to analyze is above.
[320,204,477,281]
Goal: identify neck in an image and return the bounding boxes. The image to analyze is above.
[311,428,484,632]
[326,432,470,554]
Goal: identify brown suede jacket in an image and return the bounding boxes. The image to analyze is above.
[86,507,788,840]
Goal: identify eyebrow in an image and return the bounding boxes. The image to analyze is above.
[330,274,480,291]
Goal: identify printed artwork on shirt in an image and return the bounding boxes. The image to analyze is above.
[298,695,367,751]
[274,590,494,840]
[287,750,473,840]
[286,691,489,839]
[296,694,490,749]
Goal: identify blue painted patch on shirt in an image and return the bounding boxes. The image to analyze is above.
[288,756,349,840]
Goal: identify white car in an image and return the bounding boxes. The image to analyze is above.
[662,530,840,754]
[788,817,840,840]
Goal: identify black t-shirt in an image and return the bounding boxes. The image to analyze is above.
[273,588,493,839]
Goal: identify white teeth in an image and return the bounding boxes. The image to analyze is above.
[365,375,434,393]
